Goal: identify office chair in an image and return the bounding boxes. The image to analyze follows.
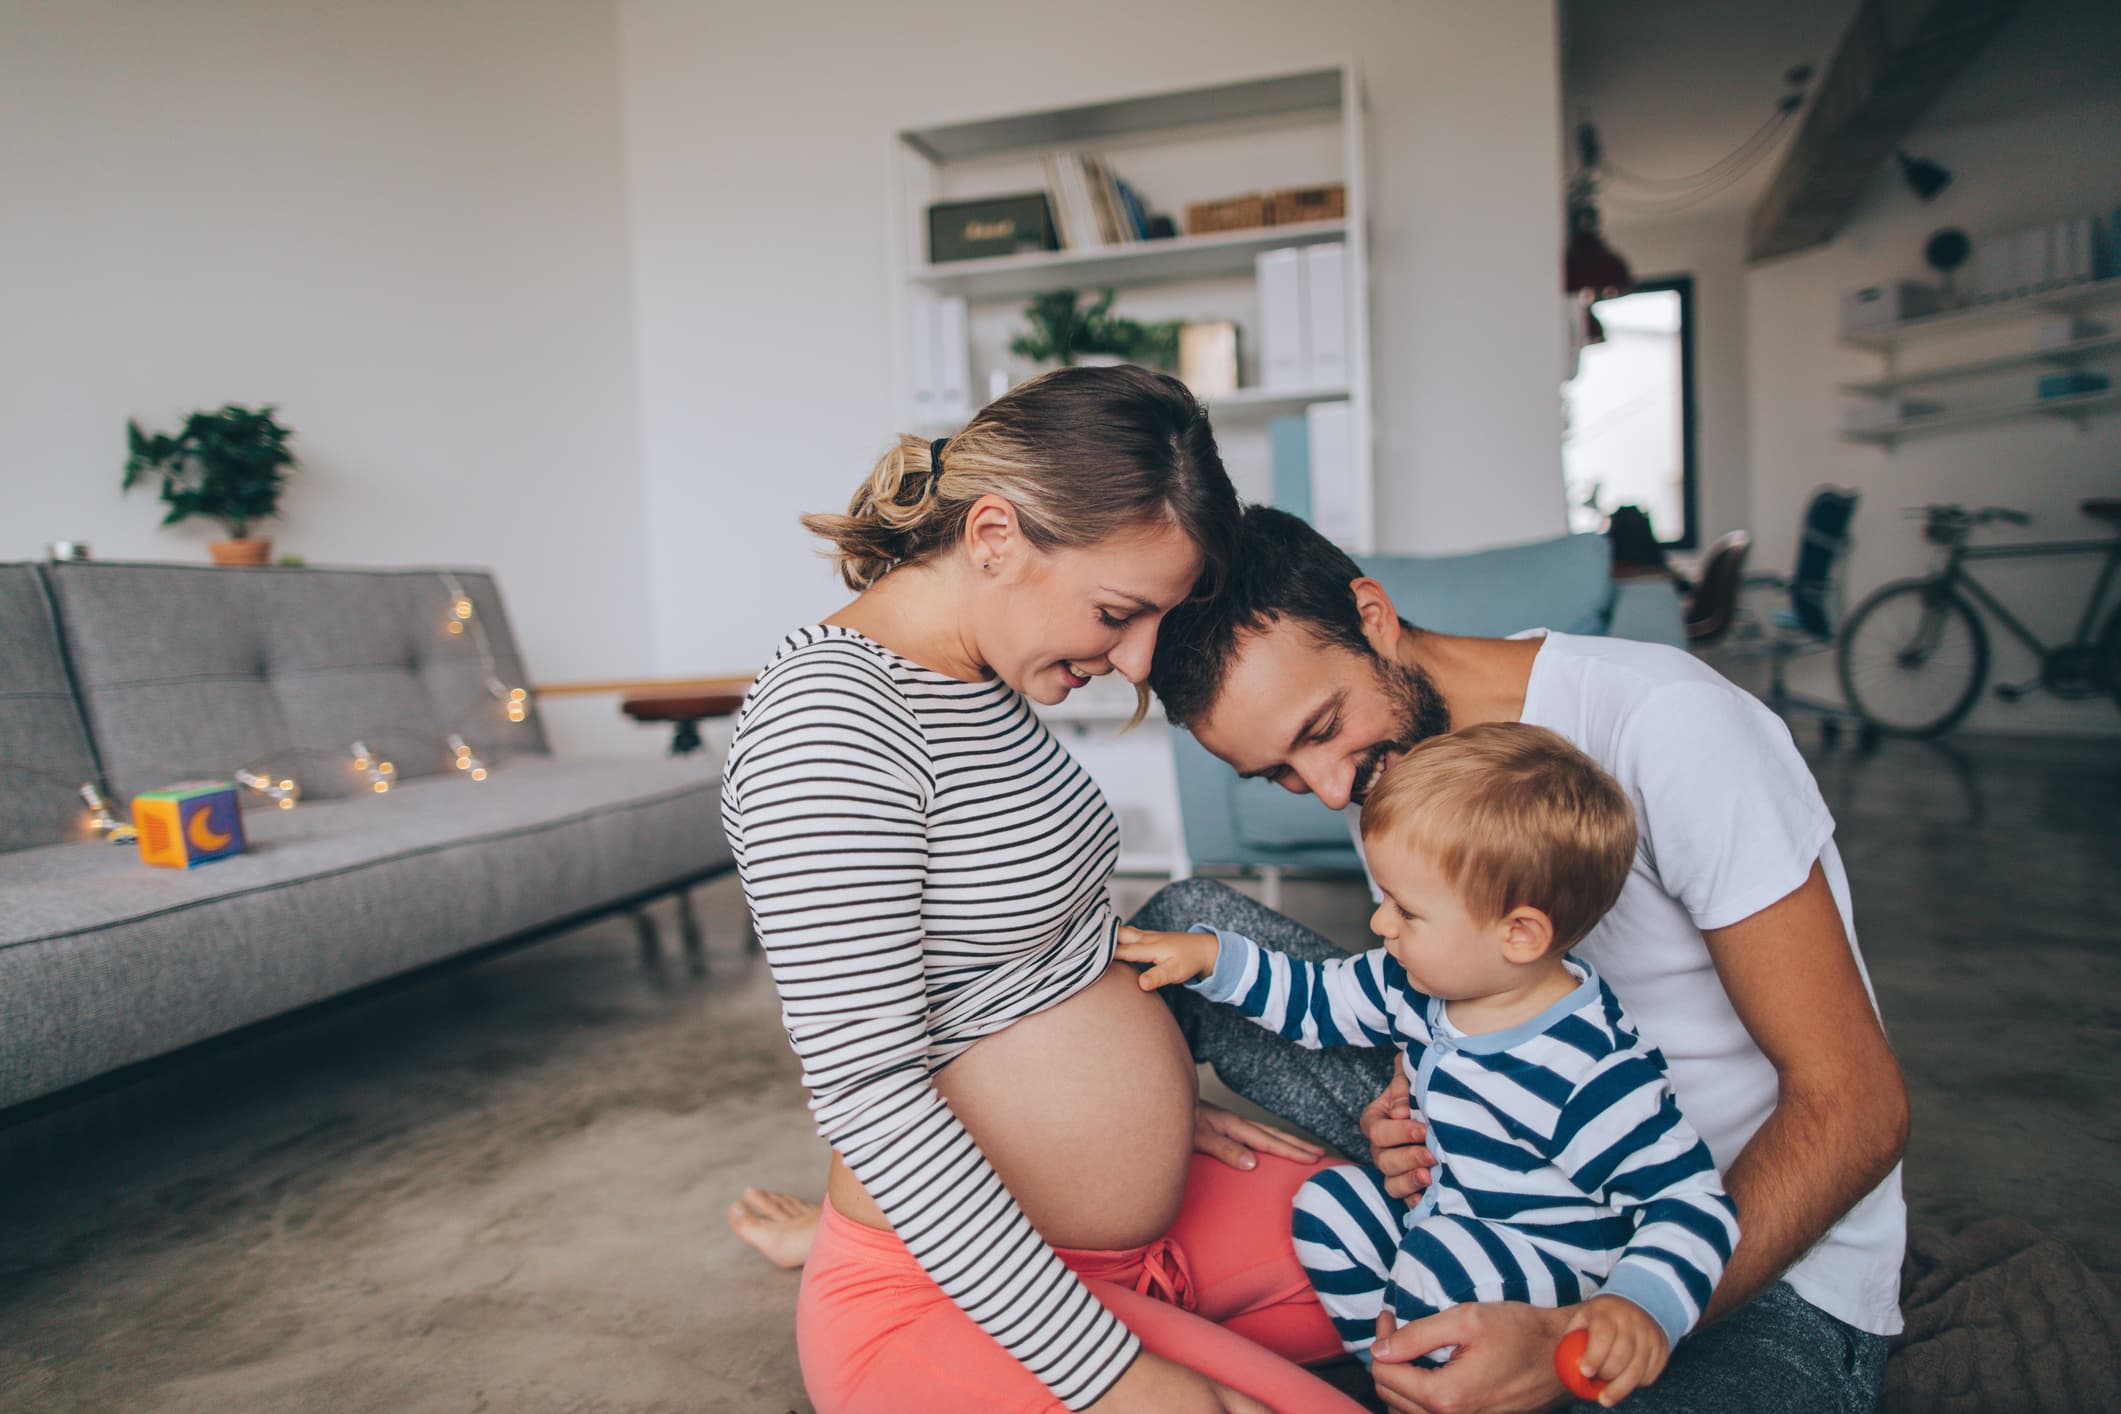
[1730,487,1869,744]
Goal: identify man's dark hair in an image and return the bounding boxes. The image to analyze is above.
[1150,505,1393,726]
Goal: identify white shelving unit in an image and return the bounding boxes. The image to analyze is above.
[887,66,1374,876]
[1839,276,2121,447]
[1843,386,2121,446]
[1839,276,2121,351]
[1837,332,2121,398]
[889,64,1373,538]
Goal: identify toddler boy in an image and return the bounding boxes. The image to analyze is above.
[1117,722,1739,1406]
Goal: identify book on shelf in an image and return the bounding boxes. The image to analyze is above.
[1034,152,1158,251]
[1087,157,1126,246]
[1117,178,1149,241]
[1068,156,1103,249]
[1038,154,1080,250]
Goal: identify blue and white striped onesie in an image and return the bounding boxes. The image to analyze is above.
[1185,928,1740,1361]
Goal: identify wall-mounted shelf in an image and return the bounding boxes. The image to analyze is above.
[910,219,1348,300]
[1840,276,2121,352]
[1841,386,2121,446]
[1837,332,2121,397]
[1840,270,2120,447]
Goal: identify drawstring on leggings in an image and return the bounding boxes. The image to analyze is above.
[1133,1235,1198,1312]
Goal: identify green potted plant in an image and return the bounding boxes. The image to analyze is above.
[122,404,298,565]
[1010,289,1181,370]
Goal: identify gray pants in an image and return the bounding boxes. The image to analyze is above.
[1128,877,1888,1414]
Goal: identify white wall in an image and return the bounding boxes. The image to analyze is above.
[0,0,653,756]
[1746,93,2121,734]
[4,0,1574,734]
[618,0,1570,677]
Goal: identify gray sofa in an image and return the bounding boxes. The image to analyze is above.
[0,561,731,1117]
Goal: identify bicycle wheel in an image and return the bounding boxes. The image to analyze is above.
[1837,578,1990,737]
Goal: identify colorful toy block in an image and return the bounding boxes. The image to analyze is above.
[132,781,247,869]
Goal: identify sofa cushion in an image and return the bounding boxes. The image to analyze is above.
[0,566,103,855]
[0,756,727,1110]
[1170,532,1623,875]
[1361,532,1615,639]
[44,562,547,802]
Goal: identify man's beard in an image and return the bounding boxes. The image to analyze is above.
[1348,657,1451,807]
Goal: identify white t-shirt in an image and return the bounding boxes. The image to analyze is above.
[1347,630,1905,1337]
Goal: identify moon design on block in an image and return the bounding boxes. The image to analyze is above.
[188,808,234,852]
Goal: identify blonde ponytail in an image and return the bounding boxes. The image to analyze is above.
[801,365,1238,594]
[799,435,943,590]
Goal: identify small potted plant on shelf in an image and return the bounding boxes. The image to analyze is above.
[1011,289,1181,371]
[122,404,298,565]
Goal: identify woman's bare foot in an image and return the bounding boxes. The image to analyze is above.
[727,1187,821,1269]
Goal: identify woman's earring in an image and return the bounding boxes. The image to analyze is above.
[982,561,994,572]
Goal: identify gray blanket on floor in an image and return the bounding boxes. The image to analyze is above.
[1885,1219,2121,1413]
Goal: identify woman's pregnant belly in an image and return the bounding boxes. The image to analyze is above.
[827,962,1200,1250]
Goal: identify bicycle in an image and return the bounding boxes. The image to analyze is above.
[1836,498,2121,737]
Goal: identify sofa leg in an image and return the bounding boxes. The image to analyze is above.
[1257,865,1284,913]
[634,910,661,966]
[677,889,705,974]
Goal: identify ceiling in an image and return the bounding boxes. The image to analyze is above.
[1562,0,2121,227]
[1562,0,1857,222]
[1922,0,2121,127]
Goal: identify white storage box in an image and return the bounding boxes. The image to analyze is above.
[1841,280,1941,334]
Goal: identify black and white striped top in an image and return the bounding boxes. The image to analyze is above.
[721,625,1138,1408]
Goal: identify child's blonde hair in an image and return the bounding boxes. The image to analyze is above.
[1360,722,1637,952]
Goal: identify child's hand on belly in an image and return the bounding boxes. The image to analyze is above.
[1115,926,1219,990]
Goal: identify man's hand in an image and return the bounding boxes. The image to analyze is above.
[1371,1303,1572,1414]
[1116,926,1219,989]
[1193,1100,1324,1172]
[1358,1054,1436,1198]
[1560,1296,1669,1407]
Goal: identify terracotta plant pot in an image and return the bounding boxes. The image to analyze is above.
[209,537,273,566]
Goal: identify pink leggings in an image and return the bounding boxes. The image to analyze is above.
[796,1152,1366,1413]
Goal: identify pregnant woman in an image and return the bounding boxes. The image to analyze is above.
[722,366,1362,1413]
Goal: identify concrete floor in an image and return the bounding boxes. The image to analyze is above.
[1,731,2115,1412]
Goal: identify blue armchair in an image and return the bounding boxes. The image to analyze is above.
[1168,531,1683,879]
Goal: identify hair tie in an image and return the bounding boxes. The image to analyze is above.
[929,438,949,478]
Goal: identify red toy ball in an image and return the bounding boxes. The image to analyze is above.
[1554,1328,1610,1401]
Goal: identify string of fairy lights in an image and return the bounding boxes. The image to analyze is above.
[440,570,534,724]
[44,573,536,843]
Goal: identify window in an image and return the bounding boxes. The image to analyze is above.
[1563,276,1698,549]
